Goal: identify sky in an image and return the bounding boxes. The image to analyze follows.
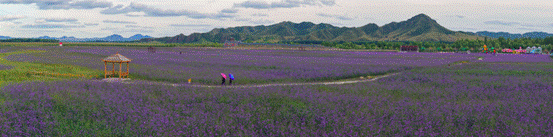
[0,0,552,38]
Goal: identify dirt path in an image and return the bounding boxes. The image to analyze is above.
[101,72,401,88]
[99,59,471,88]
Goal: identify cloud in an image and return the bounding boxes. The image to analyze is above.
[21,24,85,29]
[84,23,99,26]
[0,15,26,21]
[234,0,335,9]
[450,27,477,31]
[125,12,145,17]
[330,22,344,26]
[220,8,238,14]
[446,15,465,18]
[35,19,46,23]
[249,19,274,24]
[170,24,211,27]
[42,18,78,22]
[101,27,154,33]
[125,25,153,29]
[234,18,274,25]
[316,13,353,20]
[252,13,268,17]
[484,20,520,26]
[103,20,137,24]
[519,24,546,28]
[100,2,235,19]
[234,18,250,22]
[0,0,112,10]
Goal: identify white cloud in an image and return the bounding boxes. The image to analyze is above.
[42,18,78,22]
[484,20,520,26]
[100,27,154,33]
[252,13,268,17]
[103,20,136,24]
[0,0,112,10]
[125,12,146,17]
[0,15,26,21]
[233,18,274,25]
[316,13,353,20]
[100,2,235,19]
[234,0,336,9]
[170,24,211,27]
[125,25,153,29]
[84,23,99,26]
[21,24,86,29]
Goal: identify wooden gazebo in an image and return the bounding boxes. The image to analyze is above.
[102,52,131,79]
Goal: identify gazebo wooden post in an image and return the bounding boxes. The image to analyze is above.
[104,61,107,78]
[119,62,122,79]
[112,63,115,77]
[126,62,129,78]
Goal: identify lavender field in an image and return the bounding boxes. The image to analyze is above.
[5,46,482,84]
[1,46,552,136]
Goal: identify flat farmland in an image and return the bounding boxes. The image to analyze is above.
[0,45,552,136]
[6,46,478,84]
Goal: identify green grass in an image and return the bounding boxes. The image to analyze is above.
[0,50,104,87]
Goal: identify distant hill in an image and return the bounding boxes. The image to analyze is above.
[476,31,553,39]
[36,34,152,42]
[140,14,482,43]
[0,36,10,40]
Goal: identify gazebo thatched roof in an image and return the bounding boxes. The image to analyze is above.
[102,52,131,63]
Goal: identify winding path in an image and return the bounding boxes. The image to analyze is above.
[102,72,401,88]
[99,59,470,88]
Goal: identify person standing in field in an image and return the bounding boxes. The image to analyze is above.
[229,74,234,85]
[221,73,227,85]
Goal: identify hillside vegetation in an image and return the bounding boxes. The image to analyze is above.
[140,14,482,43]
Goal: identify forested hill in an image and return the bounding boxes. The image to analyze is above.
[476,31,553,39]
[140,14,483,43]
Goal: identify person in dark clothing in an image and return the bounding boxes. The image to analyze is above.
[229,74,234,85]
[221,73,226,85]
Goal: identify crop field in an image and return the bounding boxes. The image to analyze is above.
[0,45,552,136]
[5,46,481,84]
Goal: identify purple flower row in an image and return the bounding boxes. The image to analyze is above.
[1,62,552,136]
[5,46,484,84]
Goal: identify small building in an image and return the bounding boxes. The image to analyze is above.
[102,52,132,80]
[224,38,241,47]
[400,45,418,52]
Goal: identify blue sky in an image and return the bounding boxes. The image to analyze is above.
[0,0,552,38]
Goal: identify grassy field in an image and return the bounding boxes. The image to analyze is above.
[0,44,552,136]
[0,49,102,87]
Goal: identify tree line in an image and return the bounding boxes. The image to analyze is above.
[318,37,553,53]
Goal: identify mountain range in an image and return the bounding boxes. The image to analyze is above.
[0,34,151,42]
[140,14,482,43]
[41,34,151,42]
[474,31,553,39]
[0,36,11,40]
